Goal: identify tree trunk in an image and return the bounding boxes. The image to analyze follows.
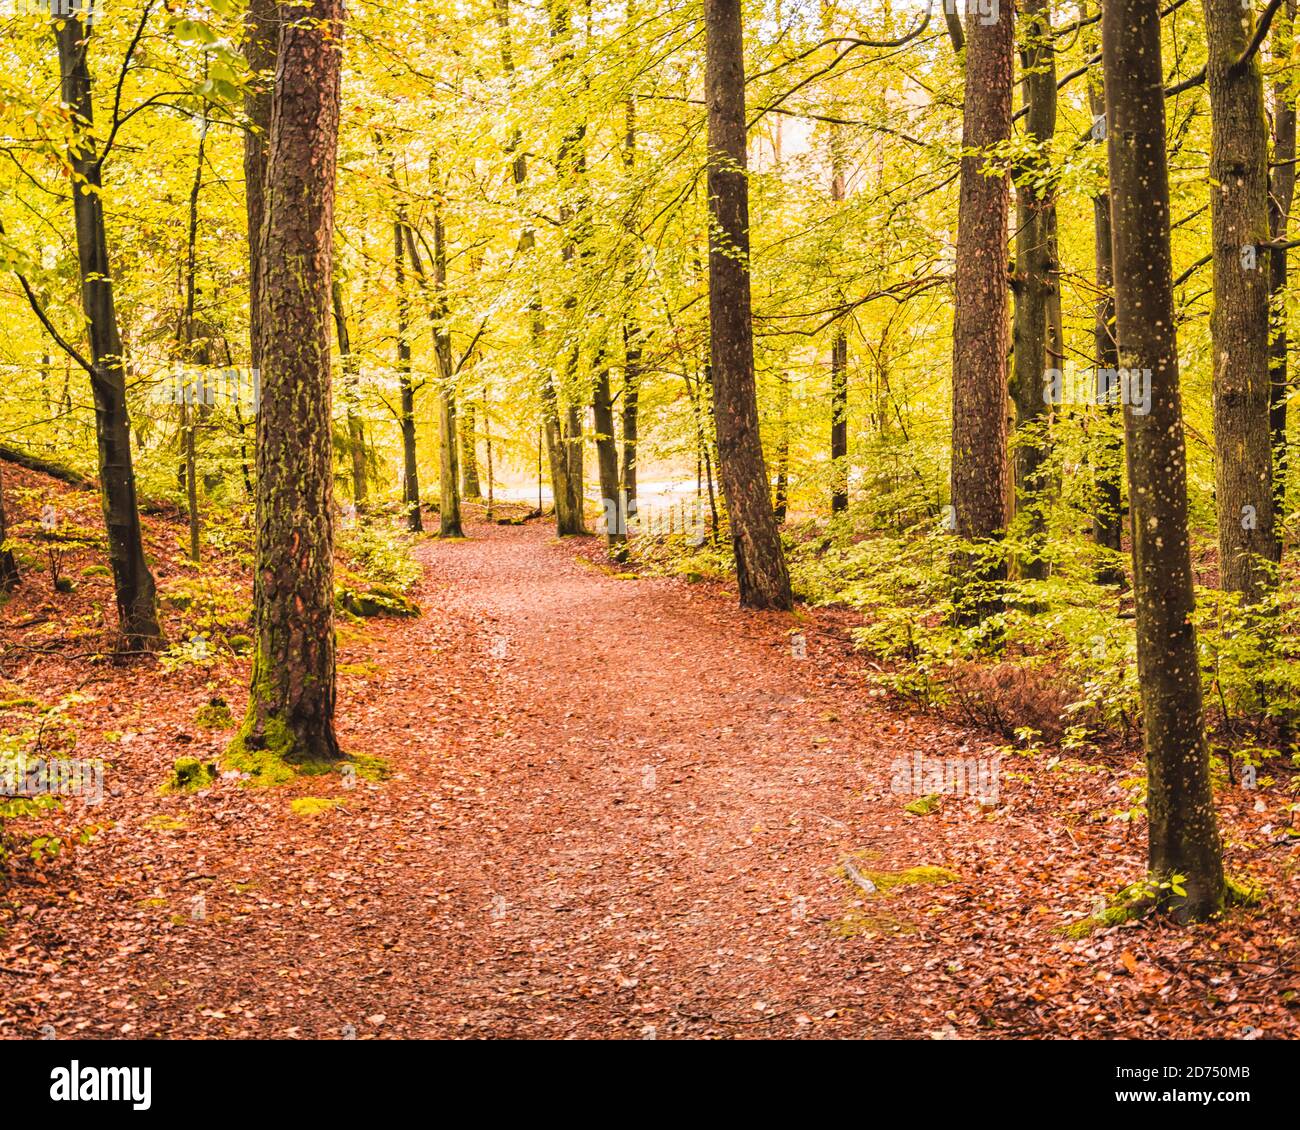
[593,366,626,558]
[829,124,848,515]
[1086,26,1125,579]
[460,400,482,500]
[1269,0,1297,560]
[704,0,792,610]
[774,369,789,523]
[830,331,848,513]
[180,108,207,563]
[622,321,642,525]
[238,0,345,764]
[1010,0,1056,580]
[1204,0,1276,598]
[1103,0,1224,920]
[0,462,18,591]
[429,206,463,537]
[54,15,161,647]
[393,215,423,533]
[621,57,643,527]
[330,279,368,509]
[949,0,1012,621]
[242,0,277,377]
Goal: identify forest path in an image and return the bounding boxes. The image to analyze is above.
[2,512,1135,1040]
[349,517,1000,1037]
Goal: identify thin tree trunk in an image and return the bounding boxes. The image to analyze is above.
[330,279,368,509]
[622,321,642,524]
[774,369,789,523]
[829,122,848,515]
[0,462,18,591]
[427,203,463,537]
[704,0,792,609]
[1269,0,1297,560]
[54,14,161,646]
[238,0,345,764]
[1204,0,1276,597]
[949,0,1012,622]
[242,0,277,378]
[460,400,481,499]
[1103,0,1224,920]
[593,366,626,558]
[830,331,848,513]
[393,214,423,533]
[483,387,495,520]
[1010,0,1056,580]
[180,107,207,563]
[620,33,643,527]
[1085,13,1125,579]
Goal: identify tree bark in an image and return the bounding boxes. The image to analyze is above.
[242,0,277,376]
[239,0,345,763]
[1269,0,1297,560]
[55,15,161,647]
[1103,0,1224,920]
[1010,0,1056,580]
[704,0,792,609]
[949,0,1012,621]
[1085,22,1125,578]
[1204,0,1277,597]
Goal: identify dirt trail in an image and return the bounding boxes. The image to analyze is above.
[2,516,1282,1039]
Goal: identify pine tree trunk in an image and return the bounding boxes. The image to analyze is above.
[1103,0,1224,920]
[1204,0,1276,597]
[703,0,792,610]
[54,15,161,647]
[1269,0,1297,560]
[949,0,1012,621]
[1010,0,1056,580]
[239,0,345,764]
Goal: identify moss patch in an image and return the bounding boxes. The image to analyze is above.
[163,757,216,794]
[194,698,235,730]
[290,796,343,817]
[336,583,419,618]
[1225,874,1264,907]
[859,864,959,890]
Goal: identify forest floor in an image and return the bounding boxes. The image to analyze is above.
[1,465,1299,1038]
